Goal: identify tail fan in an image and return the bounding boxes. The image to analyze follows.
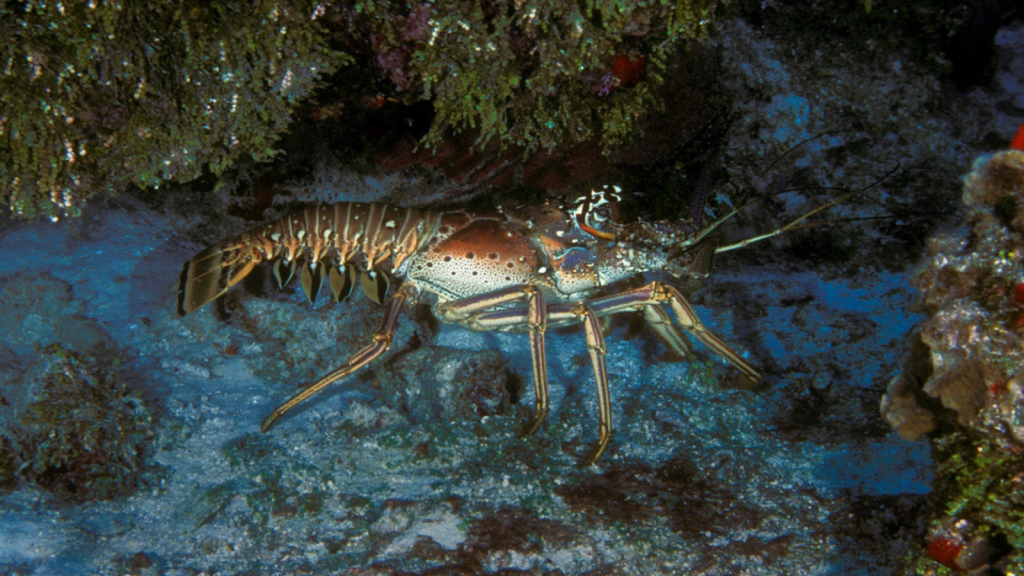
[177,240,260,317]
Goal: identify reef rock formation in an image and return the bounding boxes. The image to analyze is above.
[883,150,1024,443]
[883,150,1024,573]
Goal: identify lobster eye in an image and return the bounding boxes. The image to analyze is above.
[577,205,619,240]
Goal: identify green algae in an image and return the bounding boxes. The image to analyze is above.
[1,0,347,220]
[903,432,1023,574]
[355,0,725,154]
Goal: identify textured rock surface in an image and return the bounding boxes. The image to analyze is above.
[884,151,1024,444]
[884,151,1024,573]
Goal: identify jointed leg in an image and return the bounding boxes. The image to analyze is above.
[260,284,414,432]
[642,304,693,360]
[656,283,762,384]
[572,303,611,465]
[467,299,612,464]
[561,281,762,384]
[435,286,550,437]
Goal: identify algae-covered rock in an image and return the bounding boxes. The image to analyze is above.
[1,0,347,221]
[376,346,514,426]
[350,0,726,154]
[886,151,1024,573]
[4,345,158,502]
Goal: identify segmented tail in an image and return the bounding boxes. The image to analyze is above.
[177,203,440,316]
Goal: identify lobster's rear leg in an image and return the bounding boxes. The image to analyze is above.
[259,283,416,432]
[434,285,551,439]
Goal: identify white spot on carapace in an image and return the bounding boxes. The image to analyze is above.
[537,266,547,274]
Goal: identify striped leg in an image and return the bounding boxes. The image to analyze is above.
[654,282,762,384]
[463,299,611,465]
[259,284,414,432]
[434,285,550,438]
[563,281,762,384]
[570,304,610,465]
[436,280,761,464]
[642,304,693,360]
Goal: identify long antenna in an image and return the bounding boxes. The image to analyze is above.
[714,162,900,254]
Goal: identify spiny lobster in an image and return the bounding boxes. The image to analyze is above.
[178,185,845,464]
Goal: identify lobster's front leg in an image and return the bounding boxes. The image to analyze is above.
[641,304,693,360]
[567,281,763,385]
[566,303,610,464]
[259,283,417,432]
[434,285,551,439]
[655,283,763,384]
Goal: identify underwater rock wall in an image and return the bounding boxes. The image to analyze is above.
[884,151,1024,443]
[882,150,1024,572]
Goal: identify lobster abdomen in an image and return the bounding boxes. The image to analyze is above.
[177,202,440,316]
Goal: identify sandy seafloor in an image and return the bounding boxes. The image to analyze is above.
[3,12,1024,576]
[0,191,931,574]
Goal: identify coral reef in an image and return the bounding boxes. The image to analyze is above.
[883,151,1024,443]
[883,151,1024,572]
[8,1,1020,572]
